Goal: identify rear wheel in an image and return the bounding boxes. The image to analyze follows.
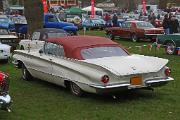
[131,34,138,42]
[107,33,114,40]
[70,82,83,97]
[22,64,32,81]
[165,41,177,55]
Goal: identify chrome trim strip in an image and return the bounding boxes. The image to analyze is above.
[145,77,174,84]
[145,34,163,36]
[90,83,130,89]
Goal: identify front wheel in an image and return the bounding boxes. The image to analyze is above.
[107,33,114,40]
[165,42,177,55]
[131,34,138,42]
[22,64,32,81]
[70,82,83,97]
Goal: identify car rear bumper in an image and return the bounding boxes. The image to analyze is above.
[89,77,174,94]
[0,94,11,111]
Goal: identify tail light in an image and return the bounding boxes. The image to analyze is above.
[165,67,171,77]
[101,75,109,84]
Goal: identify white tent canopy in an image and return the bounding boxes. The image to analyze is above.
[82,6,103,16]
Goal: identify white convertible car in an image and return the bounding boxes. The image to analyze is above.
[12,36,174,96]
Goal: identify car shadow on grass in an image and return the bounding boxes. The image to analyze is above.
[25,77,165,103]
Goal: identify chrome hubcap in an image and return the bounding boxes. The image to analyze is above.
[167,43,175,54]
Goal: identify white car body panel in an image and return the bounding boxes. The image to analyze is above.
[19,39,45,50]
[0,43,11,60]
[0,35,18,39]
[82,55,168,76]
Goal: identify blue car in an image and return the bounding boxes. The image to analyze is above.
[0,15,15,31]
[9,15,28,38]
[82,17,105,30]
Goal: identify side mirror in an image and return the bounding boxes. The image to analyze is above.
[39,49,43,55]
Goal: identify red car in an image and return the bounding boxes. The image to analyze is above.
[105,21,164,42]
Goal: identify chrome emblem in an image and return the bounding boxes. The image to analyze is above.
[131,66,136,70]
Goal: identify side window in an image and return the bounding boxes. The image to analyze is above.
[32,32,40,40]
[121,23,126,28]
[44,42,65,57]
[125,22,131,28]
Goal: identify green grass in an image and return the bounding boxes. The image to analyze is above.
[0,30,179,120]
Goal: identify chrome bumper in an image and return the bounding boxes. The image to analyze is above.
[90,77,174,90]
[0,94,11,112]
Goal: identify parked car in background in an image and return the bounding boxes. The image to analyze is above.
[19,28,69,50]
[0,28,19,50]
[13,36,174,97]
[0,71,11,112]
[65,14,82,29]
[0,43,11,63]
[82,17,105,30]
[157,34,180,55]
[44,13,78,35]
[106,21,164,42]
[9,15,28,38]
[0,15,15,32]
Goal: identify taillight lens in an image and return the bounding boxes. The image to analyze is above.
[101,75,109,84]
[165,67,171,77]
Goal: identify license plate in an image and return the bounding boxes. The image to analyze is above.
[130,76,142,85]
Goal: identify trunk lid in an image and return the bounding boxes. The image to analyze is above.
[83,55,168,76]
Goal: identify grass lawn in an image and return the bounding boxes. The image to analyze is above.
[0,30,179,120]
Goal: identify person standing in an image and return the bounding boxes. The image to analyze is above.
[149,12,156,27]
[170,15,179,33]
[104,13,111,27]
[162,14,170,34]
[112,14,118,27]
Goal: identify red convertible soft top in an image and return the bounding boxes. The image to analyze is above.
[48,36,124,59]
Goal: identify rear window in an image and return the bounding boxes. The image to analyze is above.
[81,46,128,59]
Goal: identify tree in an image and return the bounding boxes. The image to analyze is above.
[0,0,3,11]
[24,0,44,35]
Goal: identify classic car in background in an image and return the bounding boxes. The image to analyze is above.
[0,28,19,50]
[0,71,11,112]
[9,15,28,38]
[44,13,78,35]
[157,34,180,55]
[82,17,105,30]
[106,21,164,42]
[19,28,69,50]
[0,15,15,32]
[65,14,82,29]
[13,36,174,96]
[0,43,11,63]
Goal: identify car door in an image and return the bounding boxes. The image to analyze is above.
[25,42,53,82]
[117,22,130,38]
[122,22,132,38]
[50,44,66,87]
